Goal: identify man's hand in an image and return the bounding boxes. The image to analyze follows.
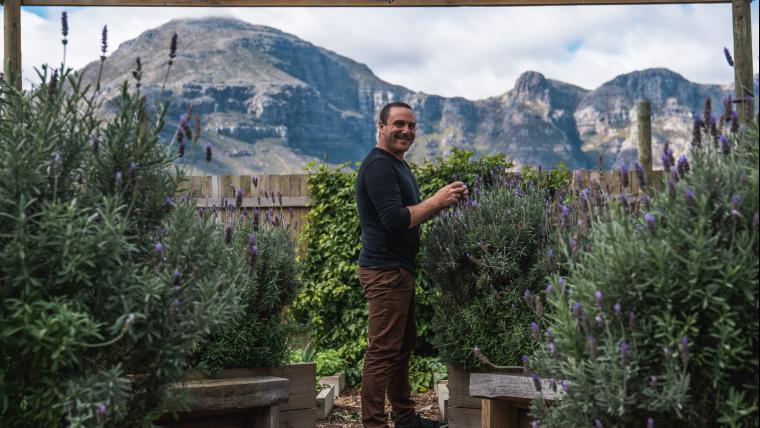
[408,181,469,228]
[432,181,469,208]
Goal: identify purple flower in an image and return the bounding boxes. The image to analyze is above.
[524,289,533,307]
[594,418,603,428]
[642,194,651,211]
[650,375,658,387]
[115,171,123,189]
[236,188,244,208]
[560,204,570,218]
[522,354,530,373]
[61,12,69,44]
[173,270,181,286]
[546,282,554,295]
[621,164,629,188]
[635,162,646,187]
[169,32,178,62]
[720,135,731,154]
[628,311,637,330]
[100,26,108,60]
[573,302,583,318]
[154,242,163,256]
[531,321,540,341]
[561,380,570,393]
[724,47,734,67]
[647,417,655,428]
[545,328,553,341]
[677,155,690,178]
[587,335,598,359]
[644,213,656,234]
[548,378,557,392]
[620,193,629,211]
[247,244,258,267]
[680,336,690,364]
[172,297,181,307]
[547,341,557,356]
[594,290,603,307]
[531,372,542,392]
[614,302,622,317]
[129,162,138,179]
[205,143,212,162]
[531,422,539,428]
[252,176,259,188]
[581,187,590,201]
[731,195,741,218]
[97,402,107,416]
[620,341,630,366]
[569,238,578,260]
[685,187,695,201]
[224,224,233,245]
[558,276,566,294]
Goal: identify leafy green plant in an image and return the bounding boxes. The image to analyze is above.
[409,355,447,393]
[530,112,759,427]
[316,349,348,377]
[0,60,246,427]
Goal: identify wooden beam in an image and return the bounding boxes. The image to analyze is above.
[732,0,754,122]
[637,100,652,188]
[11,0,732,6]
[3,0,21,90]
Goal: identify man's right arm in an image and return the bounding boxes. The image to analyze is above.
[408,181,468,228]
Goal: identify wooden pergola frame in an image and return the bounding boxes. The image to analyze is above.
[2,0,755,120]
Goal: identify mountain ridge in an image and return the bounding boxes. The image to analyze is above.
[79,17,758,174]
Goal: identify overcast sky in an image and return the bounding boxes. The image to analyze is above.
[2,3,758,100]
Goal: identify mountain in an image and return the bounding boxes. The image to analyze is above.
[79,18,758,174]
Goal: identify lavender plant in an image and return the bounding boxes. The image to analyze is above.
[0,31,247,427]
[422,174,557,368]
[530,114,759,427]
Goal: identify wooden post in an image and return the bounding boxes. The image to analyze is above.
[637,101,652,189]
[732,0,754,123]
[3,0,22,89]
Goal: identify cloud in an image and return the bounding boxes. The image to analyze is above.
[2,3,758,99]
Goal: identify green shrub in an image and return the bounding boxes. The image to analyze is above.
[530,117,759,427]
[295,148,510,385]
[316,349,347,377]
[195,218,301,371]
[422,175,556,368]
[0,65,245,426]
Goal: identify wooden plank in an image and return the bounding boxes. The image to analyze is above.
[3,0,21,89]
[195,196,310,208]
[482,399,518,428]
[279,407,317,428]
[436,381,449,422]
[447,407,482,428]
[733,0,755,123]
[15,0,732,7]
[289,175,302,197]
[175,376,288,412]
[213,364,317,412]
[637,101,653,189]
[315,385,334,419]
[447,365,482,409]
[253,403,279,428]
[469,372,561,402]
[299,175,310,197]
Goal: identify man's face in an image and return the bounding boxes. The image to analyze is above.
[378,107,416,158]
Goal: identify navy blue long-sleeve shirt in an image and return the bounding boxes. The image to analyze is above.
[356,147,421,273]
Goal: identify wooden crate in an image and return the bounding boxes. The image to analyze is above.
[447,365,483,428]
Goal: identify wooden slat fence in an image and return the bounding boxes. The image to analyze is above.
[184,169,666,241]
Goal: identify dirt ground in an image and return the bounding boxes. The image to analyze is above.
[316,389,441,428]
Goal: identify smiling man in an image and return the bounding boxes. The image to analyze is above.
[355,102,467,428]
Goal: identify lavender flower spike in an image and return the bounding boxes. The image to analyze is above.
[724,47,734,67]
[635,162,646,187]
[205,143,212,162]
[587,335,598,359]
[154,242,164,256]
[531,372,542,392]
[531,321,541,342]
[97,402,108,416]
[680,336,690,364]
[522,354,530,373]
[614,302,622,317]
[594,418,603,428]
[620,341,630,366]
[561,380,570,392]
[647,417,655,428]
[621,164,629,188]
[644,213,656,234]
[594,290,603,307]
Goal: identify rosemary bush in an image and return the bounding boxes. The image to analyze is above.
[530,114,759,427]
[195,215,302,370]
[421,175,557,368]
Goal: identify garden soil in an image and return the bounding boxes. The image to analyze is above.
[317,389,441,427]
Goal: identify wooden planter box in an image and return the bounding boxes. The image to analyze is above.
[446,365,483,428]
[157,363,317,428]
[469,369,561,428]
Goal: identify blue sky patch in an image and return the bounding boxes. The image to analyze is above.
[565,39,583,54]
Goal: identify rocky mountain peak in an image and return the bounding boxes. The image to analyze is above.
[513,70,550,97]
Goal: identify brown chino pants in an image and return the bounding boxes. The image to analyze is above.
[358,267,417,428]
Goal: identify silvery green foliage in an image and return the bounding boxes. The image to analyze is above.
[0,67,245,427]
[422,176,555,368]
[530,119,759,427]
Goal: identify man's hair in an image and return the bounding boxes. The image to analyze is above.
[379,102,412,125]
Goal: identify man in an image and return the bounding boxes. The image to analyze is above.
[356,102,468,428]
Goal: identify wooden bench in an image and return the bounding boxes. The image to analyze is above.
[469,371,560,428]
[156,375,289,428]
